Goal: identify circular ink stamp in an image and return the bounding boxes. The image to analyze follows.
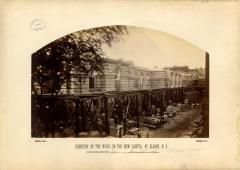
[30,18,46,31]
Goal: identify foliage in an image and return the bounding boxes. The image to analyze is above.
[32,25,127,95]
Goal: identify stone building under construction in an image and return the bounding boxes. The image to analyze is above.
[57,58,201,95]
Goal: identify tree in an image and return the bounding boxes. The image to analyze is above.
[32,25,127,96]
[31,25,128,137]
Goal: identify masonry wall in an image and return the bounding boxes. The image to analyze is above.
[150,71,168,89]
[43,58,198,95]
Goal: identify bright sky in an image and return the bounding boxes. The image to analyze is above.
[103,26,205,69]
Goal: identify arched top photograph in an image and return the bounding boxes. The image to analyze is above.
[31,25,209,138]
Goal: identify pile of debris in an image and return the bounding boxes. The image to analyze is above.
[127,120,138,129]
[188,115,204,137]
[164,105,180,118]
[142,116,165,128]
[127,127,140,137]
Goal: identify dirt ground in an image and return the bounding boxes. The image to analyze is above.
[146,107,201,138]
[139,106,202,138]
[107,105,203,138]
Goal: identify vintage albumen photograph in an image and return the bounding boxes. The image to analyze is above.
[31,25,209,138]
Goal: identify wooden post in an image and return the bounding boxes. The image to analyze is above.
[104,97,110,136]
[75,100,80,134]
[136,95,140,128]
[206,52,209,99]
[80,102,86,132]
[123,98,129,135]
[203,52,209,137]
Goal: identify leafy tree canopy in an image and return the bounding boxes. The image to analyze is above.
[32,25,127,95]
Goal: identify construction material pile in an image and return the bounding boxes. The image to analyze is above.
[127,120,138,129]
[164,105,180,118]
[188,115,204,137]
[142,116,164,128]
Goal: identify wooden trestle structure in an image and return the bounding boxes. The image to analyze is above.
[32,87,201,137]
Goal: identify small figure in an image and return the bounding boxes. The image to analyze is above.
[156,108,161,118]
[118,127,122,138]
[150,105,156,116]
[113,114,118,127]
[137,129,141,138]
